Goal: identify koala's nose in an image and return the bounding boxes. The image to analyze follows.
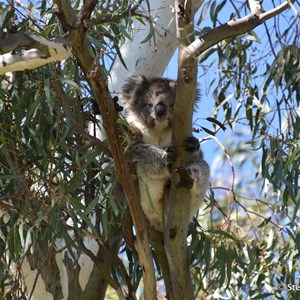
[155,103,167,120]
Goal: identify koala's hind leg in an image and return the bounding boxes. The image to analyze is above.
[183,137,209,190]
[175,137,210,217]
[131,143,176,231]
[187,158,210,218]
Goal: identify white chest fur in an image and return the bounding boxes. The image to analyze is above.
[127,112,171,148]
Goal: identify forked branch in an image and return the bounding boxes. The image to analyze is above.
[186,0,297,57]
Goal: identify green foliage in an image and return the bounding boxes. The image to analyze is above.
[193,1,300,299]
[0,67,114,297]
[0,1,147,298]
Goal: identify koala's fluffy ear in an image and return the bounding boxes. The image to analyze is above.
[169,80,177,90]
[195,85,201,108]
[121,74,148,105]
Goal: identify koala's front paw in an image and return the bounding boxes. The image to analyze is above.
[184,137,200,153]
[131,142,144,153]
[131,143,151,161]
[164,146,177,163]
[113,96,124,112]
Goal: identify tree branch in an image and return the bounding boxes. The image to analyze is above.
[0,31,47,54]
[85,1,143,27]
[76,0,98,25]
[73,229,121,292]
[186,0,296,57]
[87,66,157,299]
[248,0,263,14]
[164,0,198,299]
[0,34,70,75]
[52,69,111,157]
[53,0,76,30]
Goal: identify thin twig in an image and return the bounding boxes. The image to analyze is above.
[52,70,111,157]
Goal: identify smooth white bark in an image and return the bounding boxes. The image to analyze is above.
[0,35,70,75]
[109,0,177,96]
[248,0,263,13]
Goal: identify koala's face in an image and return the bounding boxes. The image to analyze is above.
[136,78,176,129]
[122,75,177,130]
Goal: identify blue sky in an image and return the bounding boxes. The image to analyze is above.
[164,1,299,182]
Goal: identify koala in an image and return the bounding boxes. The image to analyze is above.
[121,74,210,232]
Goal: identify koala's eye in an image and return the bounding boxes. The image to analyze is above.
[146,103,153,108]
[170,102,175,108]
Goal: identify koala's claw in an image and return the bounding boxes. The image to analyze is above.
[165,146,177,162]
[184,137,200,153]
[113,96,124,112]
[175,166,194,189]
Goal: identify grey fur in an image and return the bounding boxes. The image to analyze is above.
[121,75,209,231]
